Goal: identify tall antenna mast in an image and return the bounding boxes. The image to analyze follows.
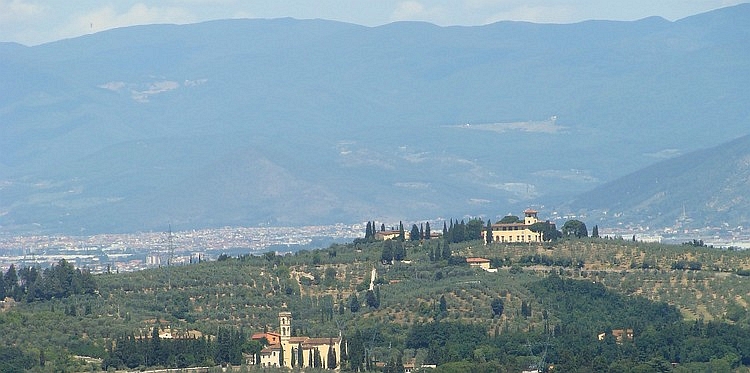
[167,223,175,289]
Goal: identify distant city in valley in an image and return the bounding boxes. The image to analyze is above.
[3,211,750,274]
[0,224,363,273]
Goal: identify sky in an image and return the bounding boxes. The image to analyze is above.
[1,0,747,46]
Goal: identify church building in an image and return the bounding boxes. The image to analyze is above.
[257,311,342,369]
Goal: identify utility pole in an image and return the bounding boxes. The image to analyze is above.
[167,224,174,290]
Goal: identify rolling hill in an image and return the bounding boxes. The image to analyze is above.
[2,4,749,234]
[4,238,750,371]
[568,133,750,229]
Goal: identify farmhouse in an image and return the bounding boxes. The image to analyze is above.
[466,257,491,270]
[256,311,341,369]
[482,209,555,243]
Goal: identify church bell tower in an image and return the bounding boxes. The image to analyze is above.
[279,311,292,343]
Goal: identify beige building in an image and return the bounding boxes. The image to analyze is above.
[483,209,555,243]
[258,311,342,369]
[375,230,402,241]
[466,257,491,270]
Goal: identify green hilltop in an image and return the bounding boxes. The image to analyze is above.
[4,234,750,371]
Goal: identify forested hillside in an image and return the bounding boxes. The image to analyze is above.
[3,236,750,371]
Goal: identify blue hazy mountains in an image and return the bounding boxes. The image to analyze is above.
[568,133,750,230]
[2,4,749,234]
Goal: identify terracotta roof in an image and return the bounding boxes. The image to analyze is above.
[303,337,340,346]
[260,343,282,354]
[466,257,490,263]
[251,332,280,341]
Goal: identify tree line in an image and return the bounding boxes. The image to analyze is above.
[0,259,97,302]
[362,215,594,246]
[102,325,255,370]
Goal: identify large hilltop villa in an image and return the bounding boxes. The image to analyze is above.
[371,209,556,244]
[482,209,555,243]
[252,311,341,369]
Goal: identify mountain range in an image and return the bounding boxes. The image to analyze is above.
[1,4,749,234]
[569,133,750,230]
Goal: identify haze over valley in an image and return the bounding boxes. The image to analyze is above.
[6,4,750,372]
[2,4,750,236]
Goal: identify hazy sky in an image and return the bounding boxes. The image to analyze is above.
[2,0,747,46]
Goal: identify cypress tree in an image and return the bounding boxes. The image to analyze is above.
[486,219,493,244]
[349,293,360,313]
[298,342,304,367]
[291,346,297,367]
[340,336,348,363]
[395,354,405,373]
[442,240,451,260]
[410,224,420,241]
[314,347,322,368]
[327,339,337,369]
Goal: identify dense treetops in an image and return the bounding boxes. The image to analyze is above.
[1,259,97,302]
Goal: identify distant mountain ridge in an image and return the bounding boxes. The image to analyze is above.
[567,133,750,229]
[1,4,749,234]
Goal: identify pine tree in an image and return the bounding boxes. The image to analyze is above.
[425,221,431,239]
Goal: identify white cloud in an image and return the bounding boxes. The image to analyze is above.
[483,4,576,24]
[391,1,426,21]
[0,0,44,22]
[0,0,49,44]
